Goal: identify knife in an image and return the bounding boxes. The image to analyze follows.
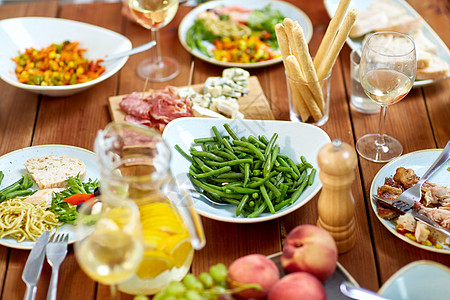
[372,194,450,238]
[22,231,50,300]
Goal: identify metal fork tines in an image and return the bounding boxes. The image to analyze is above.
[46,233,69,300]
[395,141,450,208]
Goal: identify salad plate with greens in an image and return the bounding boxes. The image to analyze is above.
[178,0,313,68]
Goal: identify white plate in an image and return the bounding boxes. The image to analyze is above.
[162,118,331,223]
[0,17,132,97]
[370,149,450,254]
[178,0,313,68]
[0,145,99,250]
[379,260,450,299]
[324,0,450,87]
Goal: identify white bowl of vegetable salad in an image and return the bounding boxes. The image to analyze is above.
[0,17,131,97]
[178,0,313,68]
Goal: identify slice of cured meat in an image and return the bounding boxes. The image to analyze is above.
[120,92,152,120]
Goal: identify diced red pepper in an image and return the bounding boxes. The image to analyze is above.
[64,193,95,205]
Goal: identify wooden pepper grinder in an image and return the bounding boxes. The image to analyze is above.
[317,139,357,253]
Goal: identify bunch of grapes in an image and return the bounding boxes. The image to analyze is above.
[134,263,231,300]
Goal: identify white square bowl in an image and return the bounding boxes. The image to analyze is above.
[163,117,331,223]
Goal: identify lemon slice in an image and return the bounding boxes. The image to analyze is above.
[136,251,175,279]
[157,233,192,267]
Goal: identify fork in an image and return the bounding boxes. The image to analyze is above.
[393,141,450,212]
[45,233,69,300]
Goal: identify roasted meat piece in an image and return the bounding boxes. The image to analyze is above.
[422,182,450,207]
[413,202,450,230]
[393,167,419,188]
[377,184,403,200]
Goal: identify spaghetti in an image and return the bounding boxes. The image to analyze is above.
[0,199,59,242]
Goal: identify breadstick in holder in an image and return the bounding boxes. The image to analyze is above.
[286,55,323,122]
[276,25,311,121]
[317,8,358,80]
[314,0,352,71]
[291,25,325,111]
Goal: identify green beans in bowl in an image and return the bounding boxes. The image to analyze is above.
[163,118,331,223]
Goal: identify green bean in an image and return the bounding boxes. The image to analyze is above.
[0,171,4,185]
[308,168,316,185]
[193,137,217,144]
[264,181,281,198]
[222,138,234,152]
[264,133,278,159]
[246,171,277,188]
[21,174,30,189]
[300,155,314,168]
[0,177,23,195]
[204,158,253,168]
[0,182,21,197]
[223,123,239,140]
[211,126,224,146]
[236,194,250,217]
[191,151,225,162]
[5,189,33,199]
[260,185,275,214]
[216,172,244,179]
[248,202,267,218]
[190,166,231,179]
[175,144,193,163]
[243,163,250,187]
[289,175,310,205]
[232,140,265,161]
[192,156,213,172]
[287,158,301,177]
[226,186,259,194]
[189,176,242,199]
[248,135,266,149]
[276,156,290,168]
[259,135,269,145]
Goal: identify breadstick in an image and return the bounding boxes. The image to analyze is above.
[314,0,351,71]
[283,19,301,61]
[276,23,311,121]
[275,23,291,67]
[286,55,322,121]
[291,25,325,111]
[317,8,358,80]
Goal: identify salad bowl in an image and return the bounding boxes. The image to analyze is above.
[0,17,131,97]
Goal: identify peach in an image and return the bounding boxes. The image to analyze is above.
[268,272,326,300]
[227,254,280,300]
[281,224,337,282]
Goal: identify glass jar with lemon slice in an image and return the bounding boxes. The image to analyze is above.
[94,122,206,295]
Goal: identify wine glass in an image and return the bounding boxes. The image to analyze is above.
[128,0,180,82]
[356,31,416,162]
[74,198,144,299]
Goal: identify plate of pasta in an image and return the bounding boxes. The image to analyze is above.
[178,0,313,68]
[0,144,99,250]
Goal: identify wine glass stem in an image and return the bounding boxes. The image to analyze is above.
[110,284,121,300]
[151,28,163,68]
[376,105,388,147]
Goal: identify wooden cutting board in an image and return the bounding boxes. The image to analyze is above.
[108,76,275,122]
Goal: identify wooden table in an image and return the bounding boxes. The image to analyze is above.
[0,1,449,299]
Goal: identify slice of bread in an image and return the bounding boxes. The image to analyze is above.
[24,155,86,189]
[373,15,422,34]
[349,10,389,38]
[416,55,449,81]
[369,0,406,19]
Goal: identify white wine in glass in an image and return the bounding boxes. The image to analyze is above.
[75,199,144,299]
[356,31,416,162]
[128,0,180,82]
